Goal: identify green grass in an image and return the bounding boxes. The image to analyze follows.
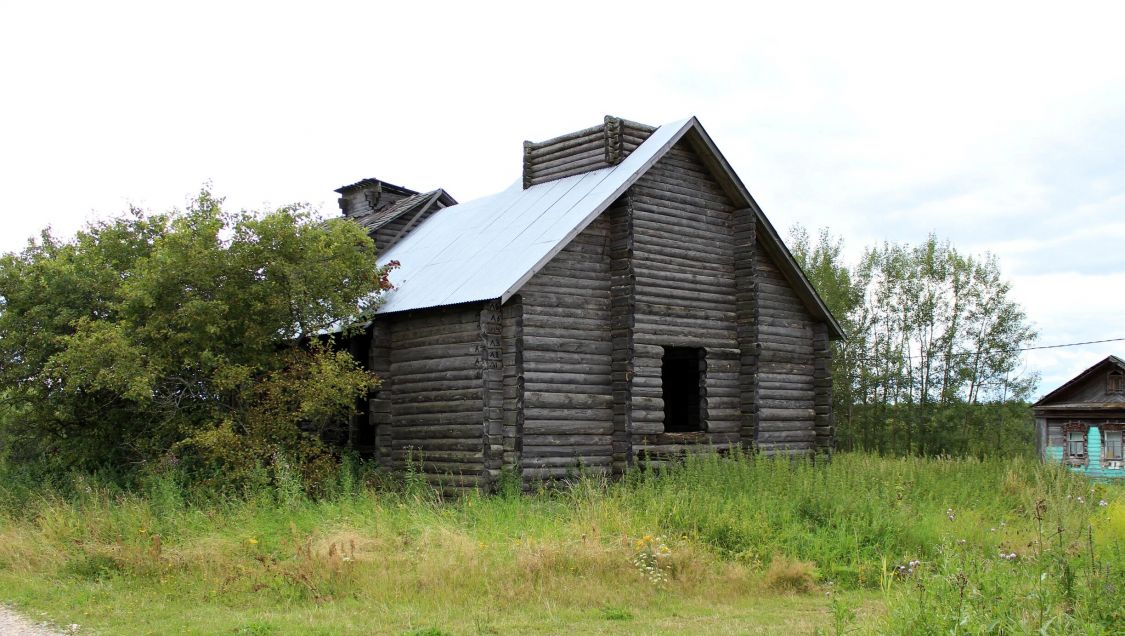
[0,452,1121,634]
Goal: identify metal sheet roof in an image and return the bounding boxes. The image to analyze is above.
[375,118,693,314]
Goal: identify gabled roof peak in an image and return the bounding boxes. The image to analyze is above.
[1034,355,1125,407]
[370,116,844,339]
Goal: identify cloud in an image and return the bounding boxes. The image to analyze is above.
[2,0,1125,398]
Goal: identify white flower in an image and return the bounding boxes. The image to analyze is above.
[1099,499,1109,507]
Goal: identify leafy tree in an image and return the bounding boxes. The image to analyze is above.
[790,226,1038,457]
[0,190,390,491]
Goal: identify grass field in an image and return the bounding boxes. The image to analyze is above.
[0,452,1121,635]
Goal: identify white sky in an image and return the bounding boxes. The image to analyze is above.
[2,0,1123,396]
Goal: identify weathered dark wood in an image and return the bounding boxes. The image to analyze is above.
[347,116,837,489]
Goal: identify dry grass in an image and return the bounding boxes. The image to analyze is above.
[760,556,818,594]
[0,452,1120,634]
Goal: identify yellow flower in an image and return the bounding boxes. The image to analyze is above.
[248,537,258,545]
[643,535,653,543]
[478,542,486,549]
[139,527,148,534]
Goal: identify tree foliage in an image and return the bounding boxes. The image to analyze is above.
[0,190,390,490]
[790,226,1038,457]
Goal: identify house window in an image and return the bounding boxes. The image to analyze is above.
[1104,430,1123,465]
[1066,429,1087,463]
[1109,371,1125,394]
[662,347,704,432]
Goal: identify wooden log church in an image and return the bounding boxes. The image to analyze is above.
[335,116,844,489]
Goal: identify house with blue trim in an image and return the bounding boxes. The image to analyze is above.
[1034,355,1125,479]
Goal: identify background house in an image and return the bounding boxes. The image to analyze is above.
[1034,355,1125,479]
[338,116,844,490]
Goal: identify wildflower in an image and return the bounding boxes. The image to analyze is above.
[248,537,258,545]
[139,527,148,534]
[990,528,996,532]
[1000,552,1018,561]
[1099,499,1109,507]
[946,508,956,521]
[1077,496,1085,504]
[478,542,486,549]
[957,539,966,545]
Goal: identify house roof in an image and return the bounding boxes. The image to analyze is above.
[374,116,845,340]
[349,189,456,234]
[1033,355,1125,408]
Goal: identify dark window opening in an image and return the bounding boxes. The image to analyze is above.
[662,347,704,432]
[1108,371,1124,394]
[355,408,376,449]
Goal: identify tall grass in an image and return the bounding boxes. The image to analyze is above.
[0,452,1120,634]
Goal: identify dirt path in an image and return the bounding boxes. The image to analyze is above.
[0,605,65,635]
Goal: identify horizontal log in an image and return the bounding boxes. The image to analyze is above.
[388,448,483,462]
[522,466,610,479]
[523,336,613,356]
[389,357,481,376]
[530,158,610,183]
[757,430,816,443]
[526,125,604,150]
[759,351,815,364]
[636,170,733,208]
[523,360,612,375]
[633,230,731,260]
[391,369,483,387]
[531,145,606,172]
[392,438,484,452]
[519,293,609,311]
[390,411,484,426]
[633,330,738,349]
[393,424,484,439]
[524,407,613,421]
[525,391,613,409]
[389,398,481,414]
[525,136,605,162]
[393,388,483,404]
[634,292,734,314]
[522,450,613,463]
[523,420,614,435]
[759,407,816,421]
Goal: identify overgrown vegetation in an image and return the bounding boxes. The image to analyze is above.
[0,191,390,493]
[791,227,1038,457]
[0,452,1120,634]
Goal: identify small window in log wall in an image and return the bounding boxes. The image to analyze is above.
[662,347,704,432]
[1108,370,1124,394]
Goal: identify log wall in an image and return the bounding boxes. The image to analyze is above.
[755,247,818,453]
[627,139,742,459]
[523,116,655,188]
[386,304,486,489]
[732,207,760,446]
[517,215,614,480]
[369,320,393,467]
